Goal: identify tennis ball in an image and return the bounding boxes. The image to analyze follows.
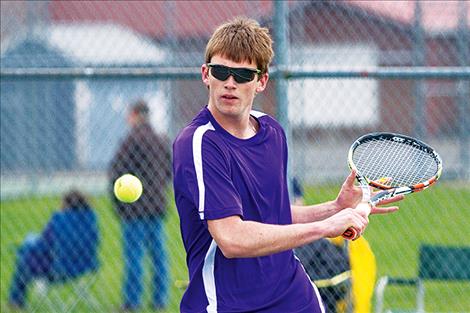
[114,174,143,203]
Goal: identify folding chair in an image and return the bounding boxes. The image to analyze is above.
[374,244,470,313]
[34,272,100,312]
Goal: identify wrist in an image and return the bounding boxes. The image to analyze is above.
[331,198,343,213]
[307,221,329,241]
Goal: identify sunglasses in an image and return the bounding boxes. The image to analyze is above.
[207,63,261,84]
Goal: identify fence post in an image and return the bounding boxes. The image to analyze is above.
[413,1,426,140]
[457,0,469,179]
[164,1,177,140]
[274,1,292,197]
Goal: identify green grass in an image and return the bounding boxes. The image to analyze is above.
[1,194,186,313]
[304,181,470,312]
[1,182,469,312]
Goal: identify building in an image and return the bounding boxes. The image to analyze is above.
[1,22,167,171]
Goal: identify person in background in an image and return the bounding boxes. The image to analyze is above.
[292,177,305,205]
[8,190,99,309]
[293,177,352,312]
[109,100,172,311]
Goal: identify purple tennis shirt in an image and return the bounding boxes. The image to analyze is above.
[173,107,324,313]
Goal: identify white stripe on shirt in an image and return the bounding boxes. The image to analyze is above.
[192,122,215,220]
[295,255,326,313]
[203,240,218,312]
[250,109,266,118]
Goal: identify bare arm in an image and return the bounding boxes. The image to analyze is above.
[208,171,403,259]
[291,200,341,224]
[292,171,402,224]
[208,209,368,258]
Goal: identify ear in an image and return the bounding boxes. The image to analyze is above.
[255,73,269,93]
[201,64,210,87]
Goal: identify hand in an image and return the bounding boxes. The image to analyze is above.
[335,170,363,210]
[369,198,401,214]
[370,176,404,212]
[335,170,404,215]
[320,204,369,239]
[342,202,372,240]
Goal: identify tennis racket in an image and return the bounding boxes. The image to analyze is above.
[342,132,443,240]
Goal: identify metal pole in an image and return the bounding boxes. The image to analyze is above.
[2,66,470,80]
[457,0,469,179]
[274,0,292,196]
[413,1,426,140]
[164,1,177,140]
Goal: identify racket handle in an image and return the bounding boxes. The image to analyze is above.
[341,202,371,240]
[342,227,358,240]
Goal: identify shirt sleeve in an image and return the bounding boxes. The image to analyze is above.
[190,134,243,221]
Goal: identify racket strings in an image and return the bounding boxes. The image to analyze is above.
[353,138,438,187]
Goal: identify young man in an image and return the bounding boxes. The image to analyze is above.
[173,17,401,313]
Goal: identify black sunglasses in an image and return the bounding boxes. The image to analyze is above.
[207,63,261,84]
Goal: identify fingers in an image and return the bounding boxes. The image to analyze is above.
[346,202,371,239]
[371,206,399,215]
[343,222,365,241]
[343,207,369,238]
[326,206,369,240]
[342,169,357,188]
[368,194,404,215]
[376,194,405,205]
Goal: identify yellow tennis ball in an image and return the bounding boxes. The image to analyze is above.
[114,174,143,203]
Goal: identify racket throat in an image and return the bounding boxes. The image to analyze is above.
[361,185,371,202]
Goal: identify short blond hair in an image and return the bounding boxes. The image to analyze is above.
[205,17,274,74]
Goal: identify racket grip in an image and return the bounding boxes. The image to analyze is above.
[341,202,371,240]
[342,227,358,240]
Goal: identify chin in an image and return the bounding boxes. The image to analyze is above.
[216,103,242,116]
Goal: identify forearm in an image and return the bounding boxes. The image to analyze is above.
[208,217,326,258]
[291,200,341,224]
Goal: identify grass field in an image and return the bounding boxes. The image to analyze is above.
[1,182,469,312]
[305,182,470,312]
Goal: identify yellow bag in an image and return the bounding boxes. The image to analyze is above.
[350,237,377,313]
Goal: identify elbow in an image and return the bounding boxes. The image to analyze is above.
[214,237,247,259]
[219,247,237,259]
[208,217,254,258]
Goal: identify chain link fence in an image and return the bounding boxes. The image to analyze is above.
[1,1,469,312]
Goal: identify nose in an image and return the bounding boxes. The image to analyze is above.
[224,75,237,88]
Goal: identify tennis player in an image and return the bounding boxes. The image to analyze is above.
[172,17,402,313]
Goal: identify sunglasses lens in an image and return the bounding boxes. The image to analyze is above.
[232,69,255,83]
[209,65,257,83]
[210,66,230,81]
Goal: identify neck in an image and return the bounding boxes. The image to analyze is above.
[208,106,257,139]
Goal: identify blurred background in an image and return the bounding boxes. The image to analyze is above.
[1,1,469,312]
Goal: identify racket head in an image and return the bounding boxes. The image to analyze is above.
[348,132,443,192]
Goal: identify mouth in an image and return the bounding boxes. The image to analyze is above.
[221,94,239,100]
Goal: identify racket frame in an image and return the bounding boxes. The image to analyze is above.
[342,132,443,240]
[348,132,443,193]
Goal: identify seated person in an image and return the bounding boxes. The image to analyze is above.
[295,238,351,313]
[8,190,99,309]
[292,178,351,312]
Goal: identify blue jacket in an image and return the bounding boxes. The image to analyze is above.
[42,208,99,281]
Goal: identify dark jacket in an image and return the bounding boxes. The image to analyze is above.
[295,239,350,281]
[22,207,99,281]
[109,122,171,220]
